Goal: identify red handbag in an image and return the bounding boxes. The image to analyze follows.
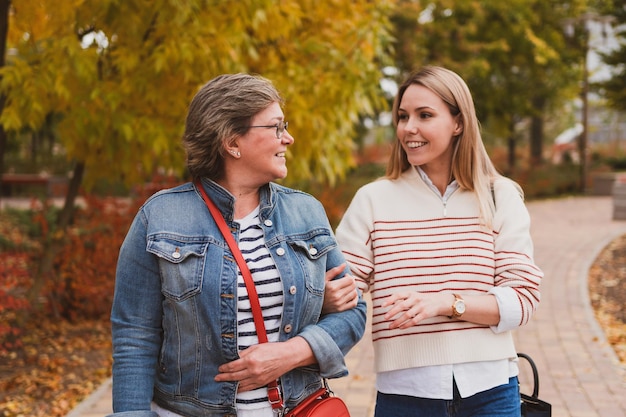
[196,180,351,417]
[285,385,351,417]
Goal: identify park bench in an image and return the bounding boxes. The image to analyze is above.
[0,173,68,198]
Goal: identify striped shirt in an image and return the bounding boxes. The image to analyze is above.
[234,207,284,412]
[150,207,283,417]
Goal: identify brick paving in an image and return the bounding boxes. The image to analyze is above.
[66,196,626,417]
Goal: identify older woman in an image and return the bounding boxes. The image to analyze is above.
[109,73,365,417]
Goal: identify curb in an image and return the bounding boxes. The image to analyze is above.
[65,378,112,417]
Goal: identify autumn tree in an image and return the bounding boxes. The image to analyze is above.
[0,0,395,308]
[0,0,9,193]
[597,0,626,111]
[390,0,587,171]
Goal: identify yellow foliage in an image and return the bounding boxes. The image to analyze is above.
[2,0,396,188]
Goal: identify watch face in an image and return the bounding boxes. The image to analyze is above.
[455,300,466,314]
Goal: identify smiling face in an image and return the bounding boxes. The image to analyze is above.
[235,102,294,187]
[396,84,462,182]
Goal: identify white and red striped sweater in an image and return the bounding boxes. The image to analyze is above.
[336,167,542,373]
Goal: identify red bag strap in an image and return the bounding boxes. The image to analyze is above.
[195,179,283,409]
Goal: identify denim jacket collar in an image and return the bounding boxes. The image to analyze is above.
[198,177,275,223]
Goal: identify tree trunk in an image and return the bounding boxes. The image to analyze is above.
[530,115,543,165]
[530,96,545,165]
[57,161,84,230]
[506,117,518,176]
[507,135,516,175]
[0,1,11,203]
[27,161,86,314]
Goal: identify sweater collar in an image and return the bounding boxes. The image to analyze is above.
[414,165,459,199]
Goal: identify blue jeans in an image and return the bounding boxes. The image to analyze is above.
[374,377,521,417]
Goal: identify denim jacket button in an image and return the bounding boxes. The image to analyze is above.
[172,249,181,259]
[289,286,297,295]
[264,219,273,227]
[276,248,285,256]
[284,324,293,333]
[308,247,318,256]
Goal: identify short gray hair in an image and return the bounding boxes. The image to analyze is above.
[182,73,283,180]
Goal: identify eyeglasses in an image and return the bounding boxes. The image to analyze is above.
[246,121,288,139]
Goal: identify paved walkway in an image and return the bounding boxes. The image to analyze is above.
[67,196,626,417]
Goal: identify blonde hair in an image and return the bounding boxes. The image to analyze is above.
[387,66,521,227]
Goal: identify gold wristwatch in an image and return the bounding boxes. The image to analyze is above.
[449,293,466,318]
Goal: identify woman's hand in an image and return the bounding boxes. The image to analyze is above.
[214,337,315,392]
[383,291,500,329]
[383,291,452,329]
[322,263,359,314]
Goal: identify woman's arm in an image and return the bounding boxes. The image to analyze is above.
[382,291,501,329]
[215,251,367,387]
[490,179,543,331]
[110,212,163,413]
[215,260,367,387]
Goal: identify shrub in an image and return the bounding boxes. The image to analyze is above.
[43,196,140,321]
[605,156,626,170]
[0,252,32,353]
[514,163,580,199]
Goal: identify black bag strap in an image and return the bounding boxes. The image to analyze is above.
[517,352,540,398]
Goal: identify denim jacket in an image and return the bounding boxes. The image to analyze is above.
[108,179,367,417]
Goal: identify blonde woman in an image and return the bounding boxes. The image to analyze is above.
[336,66,543,416]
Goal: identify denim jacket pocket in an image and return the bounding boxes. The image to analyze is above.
[147,234,209,301]
[288,231,337,296]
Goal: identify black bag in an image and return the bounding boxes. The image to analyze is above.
[518,353,552,417]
